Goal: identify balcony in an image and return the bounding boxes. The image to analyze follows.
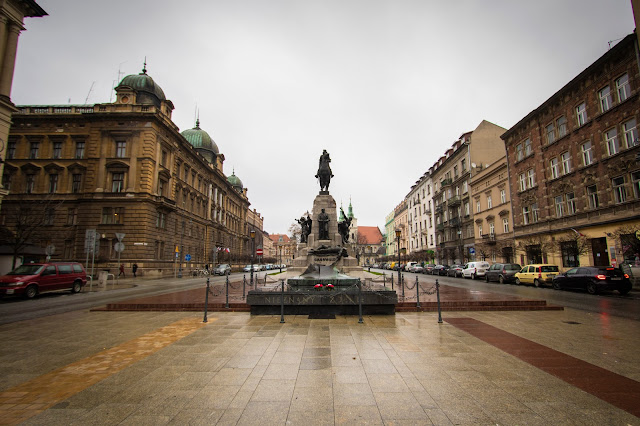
[435,205,443,214]
[448,195,461,207]
[482,234,496,244]
[440,178,452,187]
[449,217,460,227]
[436,223,444,231]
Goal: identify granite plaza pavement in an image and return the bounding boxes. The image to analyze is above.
[0,280,639,425]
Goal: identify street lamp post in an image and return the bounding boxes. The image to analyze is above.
[178,220,185,278]
[250,230,256,285]
[395,229,402,290]
[279,245,282,272]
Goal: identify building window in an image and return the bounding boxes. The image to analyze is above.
[503,218,509,233]
[622,118,638,148]
[111,172,124,192]
[550,157,559,179]
[101,207,123,224]
[526,169,536,188]
[561,241,579,268]
[52,142,62,159]
[184,167,189,181]
[67,208,77,225]
[500,189,506,204]
[48,174,58,193]
[156,211,166,228]
[489,222,495,235]
[487,195,492,209]
[633,171,640,199]
[555,195,564,217]
[576,102,587,126]
[25,174,35,194]
[161,150,167,166]
[616,73,630,102]
[581,141,594,166]
[462,180,468,193]
[461,159,466,171]
[546,123,555,144]
[523,206,530,225]
[476,200,481,213]
[524,138,532,156]
[44,208,55,226]
[7,141,16,159]
[30,142,39,159]
[518,173,526,192]
[71,174,82,193]
[587,185,599,209]
[566,192,576,214]
[478,224,483,236]
[115,140,126,158]
[599,86,612,112]
[605,128,620,155]
[464,202,469,216]
[557,116,567,138]
[75,141,85,159]
[612,176,627,203]
[516,143,523,161]
[158,179,165,197]
[561,151,572,174]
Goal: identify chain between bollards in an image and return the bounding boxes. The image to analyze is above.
[415,275,420,309]
[203,277,210,323]
[358,279,363,324]
[436,279,443,324]
[225,274,229,309]
[280,279,285,323]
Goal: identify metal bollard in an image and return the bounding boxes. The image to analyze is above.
[242,274,246,300]
[203,277,210,323]
[280,279,285,323]
[358,280,363,324]
[436,279,443,324]
[383,273,386,287]
[416,275,420,309]
[401,272,405,299]
[225,274,229,309]
[391,273,394,290]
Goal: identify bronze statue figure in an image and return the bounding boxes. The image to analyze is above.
[338,207,352,244]
[317,208,330,240]
[315,149,333,192]
[296,214,312,243]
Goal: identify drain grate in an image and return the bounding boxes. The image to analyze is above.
[562,321,581,325]
[308,313,336,319]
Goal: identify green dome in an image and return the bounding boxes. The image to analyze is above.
[181,119,219,154]
[227,171,243,191]
[116,65,166,103]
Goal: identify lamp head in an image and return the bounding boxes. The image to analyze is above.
[250,230,256,239]
[395,229,401,238]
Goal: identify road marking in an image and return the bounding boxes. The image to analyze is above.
[0,316,209,425]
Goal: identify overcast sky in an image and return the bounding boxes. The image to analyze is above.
[12,0,635,235]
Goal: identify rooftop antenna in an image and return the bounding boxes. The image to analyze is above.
[84,81,95,105]
[608,37,624,50]
[110,61,127,102]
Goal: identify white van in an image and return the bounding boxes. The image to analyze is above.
[462,261,490,279]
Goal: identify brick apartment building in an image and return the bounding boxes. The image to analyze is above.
[501,33,640,268]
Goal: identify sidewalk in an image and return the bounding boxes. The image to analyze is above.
[1,308,638,424]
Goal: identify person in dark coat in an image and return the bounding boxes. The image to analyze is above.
[119,264,125,277]
[132,263,138,278]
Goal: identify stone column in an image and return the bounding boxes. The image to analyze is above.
[0,22,22,99]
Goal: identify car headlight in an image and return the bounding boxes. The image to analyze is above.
[8,281,24,286]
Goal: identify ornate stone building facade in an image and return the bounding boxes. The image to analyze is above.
[0,0,46,211]
[1,67,253,275]
[501,33,640,268]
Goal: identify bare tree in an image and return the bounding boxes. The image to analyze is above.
[288,221,302,243]
[0,197,64,269]
[553,231,590,266]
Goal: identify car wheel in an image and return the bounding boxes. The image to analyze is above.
[515,278,521,285]
[587,281,598,295]
[499,276,505,284]
[71,280,82,293]
[553,280,561,290]
[534,279,541,288]
[24,285,38,299]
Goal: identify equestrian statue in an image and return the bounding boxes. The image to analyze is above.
[315,149,334,192]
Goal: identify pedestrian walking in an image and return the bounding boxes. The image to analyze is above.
[119,264,125,277]
[132,263,138,278]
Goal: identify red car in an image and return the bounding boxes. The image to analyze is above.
[0,262,87,299]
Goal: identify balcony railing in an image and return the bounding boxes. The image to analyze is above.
[482,234,496,244]
[440,178,452,187]
[436,223,444,231]
[448,195,461,207]
[435,205,443,214]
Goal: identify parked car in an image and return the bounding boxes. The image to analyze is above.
[485,263,522,284]
[213,264,231,275]
[552,266,632,295]
[253,265,262,272]
[461,261,491,279]
[447,264,464,277]
[432,265,450,276]
[412,264,425,273]
[242,265,253,272]
[515,264,559,287]
[423,264,436,274]
[0,262,87,299]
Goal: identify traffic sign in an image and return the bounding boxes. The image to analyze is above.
[114,242,125,253]
[256,248,263,256]
[115,233,125,242]
[185,254,191,261]
[175,245,179,253]
[469,247,476,254]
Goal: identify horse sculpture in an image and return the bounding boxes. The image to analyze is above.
[315,149,334,192]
